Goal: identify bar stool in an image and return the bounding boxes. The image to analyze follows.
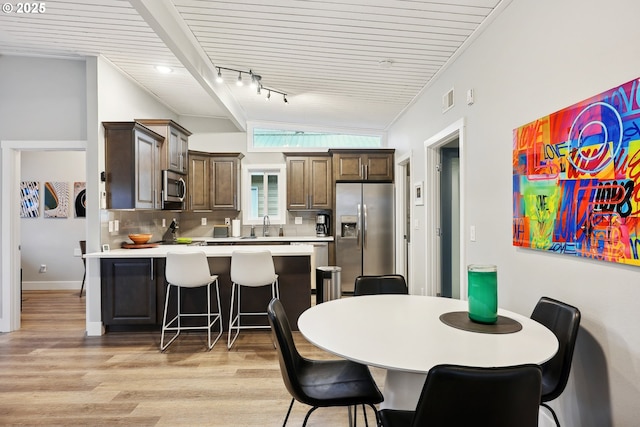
[161,251,223,351]
[228,250,279,349]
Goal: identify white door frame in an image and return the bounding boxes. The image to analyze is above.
[1,140,86,332]
[423,119,466,298]
[395,152,412,288]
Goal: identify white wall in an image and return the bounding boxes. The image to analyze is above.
[0,55,87,320]
[389,0,640,425]
[21,151,86,288]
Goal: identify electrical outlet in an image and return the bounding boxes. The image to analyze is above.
[39,264,47,273]
[201,217,207,226]
[114,220,119,231]
[108,221,114,232]
[224,218,231,226]
[470,225,476,242]
[162,218,166,227]
[295,217,303,225]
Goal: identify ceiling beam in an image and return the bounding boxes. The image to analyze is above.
[129,0,247,131]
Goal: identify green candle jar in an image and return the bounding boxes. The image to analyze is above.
[467,264,498,324]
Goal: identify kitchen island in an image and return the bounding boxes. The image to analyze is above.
[85,244,314,334]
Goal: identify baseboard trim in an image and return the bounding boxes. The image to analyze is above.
[22,281,82,291]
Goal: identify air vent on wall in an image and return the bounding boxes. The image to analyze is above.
[442,88,454,113]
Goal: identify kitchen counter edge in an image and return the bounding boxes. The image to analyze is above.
[86,244,315,258]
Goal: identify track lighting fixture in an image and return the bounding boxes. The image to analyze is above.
[215,66,288,104]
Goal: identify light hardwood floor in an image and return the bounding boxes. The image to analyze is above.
[0,291,384,426]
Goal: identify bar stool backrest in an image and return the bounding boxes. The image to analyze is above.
[231,250,277,287]
[166,251,213,288]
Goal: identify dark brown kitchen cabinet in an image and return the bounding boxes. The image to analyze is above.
[187,151,212,211]
[101,258,164,325]
[137,119,191,175]
[331,149,395,182]
[211,153,243,210]
[286,154,332,210]
[103,122,163,209]
[186,151,243,211]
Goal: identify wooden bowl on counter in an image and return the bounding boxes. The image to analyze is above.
[128,233,152,245]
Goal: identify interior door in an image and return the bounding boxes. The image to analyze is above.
[440,146,460,299]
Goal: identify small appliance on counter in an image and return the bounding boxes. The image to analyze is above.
[213,225,229,238]
[316,213,330,237]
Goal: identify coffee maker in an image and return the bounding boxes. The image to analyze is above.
[316,213,330,237]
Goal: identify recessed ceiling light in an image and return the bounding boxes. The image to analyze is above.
[155,65,173,74]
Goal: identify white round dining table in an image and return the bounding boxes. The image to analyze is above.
[297,294,558,410]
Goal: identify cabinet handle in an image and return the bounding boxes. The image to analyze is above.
[150,259,154,281]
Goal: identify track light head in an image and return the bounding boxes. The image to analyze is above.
[216,67,223,83]
[236,72,243,86]
[266,90,271,101]
[256,85,262,95]
[284,94,288,104]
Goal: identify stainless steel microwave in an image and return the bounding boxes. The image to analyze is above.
[162,170,186,209]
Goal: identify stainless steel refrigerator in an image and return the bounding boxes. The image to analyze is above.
[335,183,395,293]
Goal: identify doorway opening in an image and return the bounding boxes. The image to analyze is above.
[424,119,466,299]
[395,153,411,289]
[1,140,87,332]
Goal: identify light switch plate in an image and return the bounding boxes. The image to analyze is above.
[470,225,476,241]
[295,217,303,225]
[201,218,207,226]
[114,220,119,231]
[108,221,114,232]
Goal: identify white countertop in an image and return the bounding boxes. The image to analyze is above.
[86,244,315,258]
[202,235,333,243]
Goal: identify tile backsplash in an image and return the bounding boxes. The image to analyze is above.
[102,210,321,247]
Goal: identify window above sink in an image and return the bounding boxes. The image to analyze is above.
[241,163,286,225]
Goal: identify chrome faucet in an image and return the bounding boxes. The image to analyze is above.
[263,215,270,237]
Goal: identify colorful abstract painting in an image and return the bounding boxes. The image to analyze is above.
[74,182,86,218]
[513,77,640,266]
[20,181,39,218]
[44,181,69,218]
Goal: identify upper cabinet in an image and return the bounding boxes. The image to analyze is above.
[331,149,395,182]
[186,151,243,211]
[286,154,333,210]
[137,119,191,175]
[103,122,163,209]
[187,151,211,211]
[211,153,243,210]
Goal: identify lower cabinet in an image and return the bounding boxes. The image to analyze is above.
[101,258,165,325]
[100,256,311,331]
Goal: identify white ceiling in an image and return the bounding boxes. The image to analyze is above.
[0,0,507,131]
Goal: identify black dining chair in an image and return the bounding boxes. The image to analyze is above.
[530,296,581,427]
[79,240,86,297]
[267,298,383,427]
[353,274,408,296]
[379,364,543,427]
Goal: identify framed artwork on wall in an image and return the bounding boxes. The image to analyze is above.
[20,181,39,218]
[74,181,86,218]
[44,181,69,218]
[513,76,640,266]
